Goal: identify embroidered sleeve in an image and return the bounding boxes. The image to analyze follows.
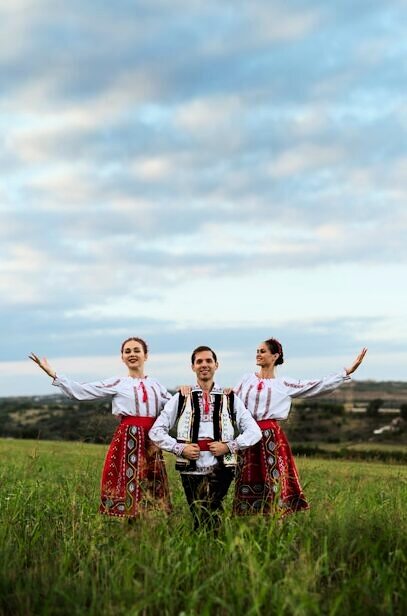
[172,443,186,456]
[284,371,351,399]
[148,394,180,452]
[227,439,239,454]
[52,374,118,400]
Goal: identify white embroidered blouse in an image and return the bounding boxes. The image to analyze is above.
[53,374,171,417]
[234,371,351,421]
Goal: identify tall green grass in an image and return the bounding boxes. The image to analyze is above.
[0,439,406,615]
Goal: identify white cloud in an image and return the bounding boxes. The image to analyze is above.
[0,274,40,304]
[267,144,345,178]
[248,3,320,43]
[132,156,174,180]
[174,96,245,149]
[25,166,96,206]
[388,157,407,189]
[0,244,46,273]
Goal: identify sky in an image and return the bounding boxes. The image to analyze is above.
[1,0,406,396]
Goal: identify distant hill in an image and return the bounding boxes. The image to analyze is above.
[328,380,407,404]
[0,381,406,447]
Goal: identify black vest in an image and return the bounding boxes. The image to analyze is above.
[175,390,235,472]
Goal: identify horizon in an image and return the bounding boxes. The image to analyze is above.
[2,375,407,401]
[1,346,404,398]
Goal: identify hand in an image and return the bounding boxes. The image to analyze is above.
[223,387,232,395]
[179,385,192,396]
[208,441,230,456]
[182,444,200,460]
[29,353,56,379]
[345,347,368,375]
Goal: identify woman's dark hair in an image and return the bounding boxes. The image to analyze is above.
[264,338,284,365]
[191,345,217,365]
[121,337,148,355]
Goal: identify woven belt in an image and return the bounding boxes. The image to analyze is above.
[256,419,277,430]
[120,416,156,429]
[196,438,214,451]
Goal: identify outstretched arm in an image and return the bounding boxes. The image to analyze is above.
[288,347,368,400]
[29,353,56,379]
[30,352,117,401]
[345,347,368,375]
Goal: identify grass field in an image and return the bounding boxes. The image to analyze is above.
[0,439,406,616]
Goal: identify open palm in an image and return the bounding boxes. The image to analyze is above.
[29,353,56,378]
[345,348,368,375]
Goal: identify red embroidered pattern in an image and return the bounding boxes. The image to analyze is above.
[140,381,148,403]
[134,386,140,415]
[283,380,317,389]
[233,420,309,517]
[100,422,171,518]
[244,384,254,408]
[96,379,121,389]
[151,386,159,415]
[203,392,210,415]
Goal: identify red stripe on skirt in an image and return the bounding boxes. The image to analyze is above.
[99,416,171,518]
[233,419,309,516]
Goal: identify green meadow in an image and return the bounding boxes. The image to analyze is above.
[0,439,406,616]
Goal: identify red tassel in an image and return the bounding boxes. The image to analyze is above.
[140,381,148,403]
[203,392,210,414]
[257,380,264,391]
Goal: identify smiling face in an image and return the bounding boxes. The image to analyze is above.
[191,350,218,386]
[256,342,280,368]
[121,340,148,372]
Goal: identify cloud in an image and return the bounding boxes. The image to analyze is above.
[1,1,406,392]
[267,144,345,178]
[1,313,404,395]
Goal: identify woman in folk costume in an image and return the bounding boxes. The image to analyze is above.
[29,337,172,519]
[233,339,367,517]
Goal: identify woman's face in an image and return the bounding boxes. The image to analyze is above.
[256,342,279,367]
[121,340,147,370]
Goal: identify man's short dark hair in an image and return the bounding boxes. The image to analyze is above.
[191,346,217,365]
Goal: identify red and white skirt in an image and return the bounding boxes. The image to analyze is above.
[100,416,171,518]
[233,419,309,516]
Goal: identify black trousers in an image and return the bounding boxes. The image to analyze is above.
[181,465,235,530]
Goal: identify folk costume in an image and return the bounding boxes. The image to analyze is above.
[149,384,261,529]
[53,374,172,518]
[233,371,351,517]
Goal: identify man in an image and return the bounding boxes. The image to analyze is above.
[149,346,261,530]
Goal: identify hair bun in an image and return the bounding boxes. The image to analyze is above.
[265,338,284,365]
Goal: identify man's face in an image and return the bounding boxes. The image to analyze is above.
[191,350,218,384]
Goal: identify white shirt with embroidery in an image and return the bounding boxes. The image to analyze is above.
[53,374,171,417]
[148,383,261,474]
[234,370,351,421]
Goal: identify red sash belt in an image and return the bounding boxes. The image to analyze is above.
[196,438,214,451]
[256,419,277,430]
[120,416,156,429]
